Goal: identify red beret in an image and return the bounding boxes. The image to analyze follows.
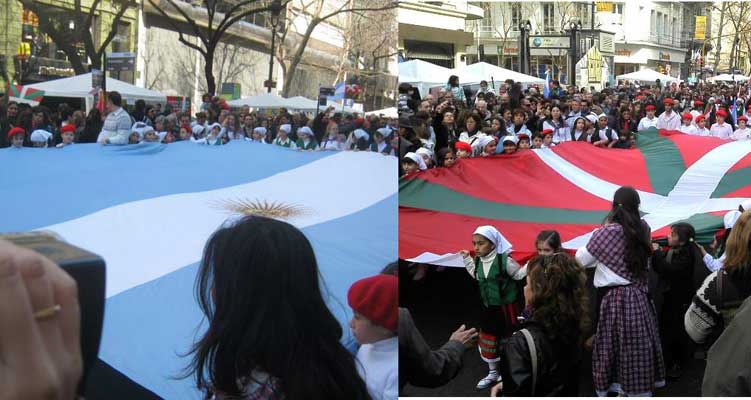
[645,104,656,111]
[61,124,76,134]
[347,275,397,332]
[681,112,693,120]
[663,98,673,105]
[541,128,554,136]
[716,109,728,118]
[180,124,191,131]
[455,141,472,152]
[694,100,704,106]
[738,115,748,122]
[355,117,365,128]
[695,114,705,122]
[7,127,25,138]
[517,133,530,139]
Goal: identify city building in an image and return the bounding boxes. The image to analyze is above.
[465,1,711,83]
[0,0,138,87]
[706,1,750,75]
[398,0,483,68]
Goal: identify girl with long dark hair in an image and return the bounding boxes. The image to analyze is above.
[80,108,104,143]
[575,186,665,396]
[185,216,372,400]
[493,252,589,396]
[542,105,570,144]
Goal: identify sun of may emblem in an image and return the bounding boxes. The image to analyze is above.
[213,198,311,220]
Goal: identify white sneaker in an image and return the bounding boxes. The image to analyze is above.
[476,371,500,389]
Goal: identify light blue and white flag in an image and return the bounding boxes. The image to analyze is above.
[1,141,398,399]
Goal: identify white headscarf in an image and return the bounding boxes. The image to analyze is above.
[740,199,751,212]
[415,147,433,159]
[297,126,313,137]
[473,225,513,254]
[279,124,292,134]
[376,127,392,137]
[404,152,427,170]
[476,135,495,150]
[30,129,53,143]
[353,128,370,141]
[501,135,518,145]
[724,210,742,229]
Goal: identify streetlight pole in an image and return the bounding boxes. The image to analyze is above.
[569,21,581,87]
[518,20,531,75]
[266,0,282,93]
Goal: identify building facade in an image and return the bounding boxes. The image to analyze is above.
[0,0,138,87]
[398,0,483,69]
[465,1,710,83]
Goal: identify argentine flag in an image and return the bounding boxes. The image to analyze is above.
[1,141,397,399]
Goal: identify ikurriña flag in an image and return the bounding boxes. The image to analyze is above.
[399,128,751,265]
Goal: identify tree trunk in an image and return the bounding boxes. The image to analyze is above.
[714,3,726,72]
[204,51,216,95]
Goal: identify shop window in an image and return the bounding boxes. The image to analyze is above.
[21,7,87,62]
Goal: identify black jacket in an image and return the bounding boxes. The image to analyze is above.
[499,321,582,396]
[398,308,465,390]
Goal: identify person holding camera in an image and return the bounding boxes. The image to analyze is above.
[0,239,82,400]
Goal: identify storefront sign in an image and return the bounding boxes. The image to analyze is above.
[615,49,631,57]
[659,52,670,61]
[106,52,136,72]
[587,47,603,83]
[529,36,571,49]
[596,1,614,12]
[694,16,706,40]
[503,46,518,55]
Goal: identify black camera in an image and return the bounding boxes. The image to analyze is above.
[1,232,106,397]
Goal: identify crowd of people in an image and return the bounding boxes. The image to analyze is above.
[398,74,751,396]
[0,92,398,156]
[397,75,751,176]
[400,189,751,397]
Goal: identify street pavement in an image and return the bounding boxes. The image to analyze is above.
[399,264,705,397]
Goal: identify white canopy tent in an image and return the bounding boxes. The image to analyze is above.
[709,73,750,82]
[285,96,319,111]
[398,59,453,96]
[454,62,545,86]
[27,73,167,104]
[227,92,288,109]
[616,68,681,83]
[365,107,398,118]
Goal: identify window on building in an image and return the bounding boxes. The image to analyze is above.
[511,4,521,31]
[21,7,87,62]
[651,10,656,35]
[112,22,131,53]
[673,17,678,43]
[656,12,662,37]
[663,14,668,37]
[614,3,623,14]
[543,3,554,32]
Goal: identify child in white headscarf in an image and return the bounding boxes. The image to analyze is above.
[273,124,297,150]
[30,129,53,148]
[401,152,427,176]
[459,226,526,390]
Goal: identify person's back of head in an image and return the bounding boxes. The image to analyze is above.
[186,216,371,400]
[724,210,751,281]
[108,91,123,108]
[608,186,650,277]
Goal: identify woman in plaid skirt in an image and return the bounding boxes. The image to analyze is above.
[575,186,665,396]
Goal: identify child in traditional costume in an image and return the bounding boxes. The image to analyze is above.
[500,136,518,155]
[401,152,426,176]
[678,113,696,135]
[273,124,297,150]
[30,129,53,148]
[348,275,398,400]
[415,147,434,168]
[246,127,267,144]
[369,127,393,155]
[516,133,530,150]
[56,124,76,148]
[459,226,526,389]
[541,128,555,148]
[454,141,472,159]
[436,147,456,167]
[477,135,497,157]
[732,116,750,140]
[531,132,543,149]
[8,127,25,148]
[295,126,318,150]
[694,115,710,136]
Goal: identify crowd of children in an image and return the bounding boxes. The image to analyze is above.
[398,78,751,177]
[1,93,398,156]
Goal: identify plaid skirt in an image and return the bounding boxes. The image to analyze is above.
[593,285,665,396]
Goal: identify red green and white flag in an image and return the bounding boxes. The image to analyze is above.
[8,84,45,106]
[399,128,751,266]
